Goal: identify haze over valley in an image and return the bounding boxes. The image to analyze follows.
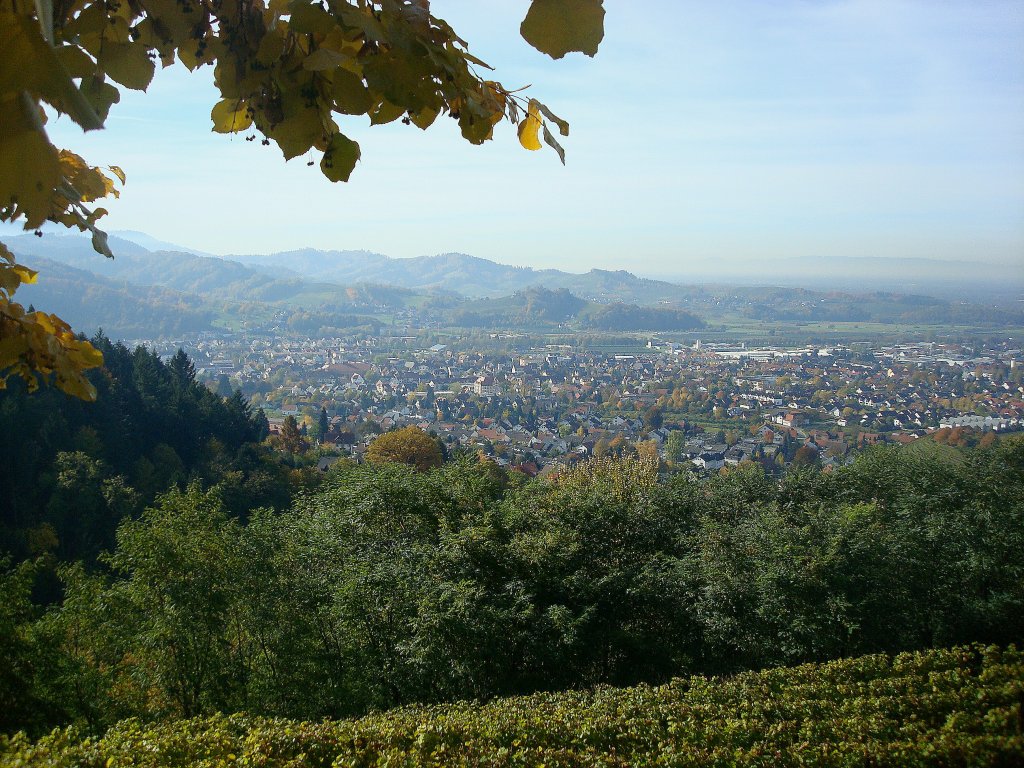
[7,231,1021,343]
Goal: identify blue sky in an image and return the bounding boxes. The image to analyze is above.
[33,0,1024,273]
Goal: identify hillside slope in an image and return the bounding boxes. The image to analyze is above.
[10,233,1023,330]
[14,256,217,338]
[4,644,1020,766]
[7,234,417,310]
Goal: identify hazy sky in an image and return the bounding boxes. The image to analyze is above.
[30,0,1024,272]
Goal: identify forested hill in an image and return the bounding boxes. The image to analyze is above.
[230,247,687,303]
[7,234,414,308]
[0,338,285,566]
[9,233,1024,331]
[14,256,217,338]
[448,287,705,330]
[9,234,674,305]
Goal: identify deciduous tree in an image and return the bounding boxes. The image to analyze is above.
[279,414,306,455]
[365,425,442,471]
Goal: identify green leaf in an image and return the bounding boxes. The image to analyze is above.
[55,44,96,78]
[542,123,565,164]
[461,50,494,70]
[268,84,325,159]
[363,54,435,113]
[98,42,156,91]
[256,31,285,66]
[369,100,405,125]
[63,2,107,41]
[135,0,196,47]
[272,112,324,160]
[409,106,438,130]
[288,2,336,35]
[303,47,347,72]
[332,68,373,115]
[520,0,605,59]
[537,102,569,137]
[320,133,360,182]
[334,3,388,43]
[80,76,120,122]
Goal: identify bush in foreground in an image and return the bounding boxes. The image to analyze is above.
[2,644,1021,767]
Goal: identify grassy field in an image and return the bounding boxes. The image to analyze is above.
[692,316,1024,345]
[423,320,1023,352]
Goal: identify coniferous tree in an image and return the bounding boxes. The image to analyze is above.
[317,408,330,444]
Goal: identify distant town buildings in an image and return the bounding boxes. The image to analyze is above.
[133,332,1023,473]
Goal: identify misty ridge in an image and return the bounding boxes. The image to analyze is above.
[6,230,1022,341]
[124,229,1022,303]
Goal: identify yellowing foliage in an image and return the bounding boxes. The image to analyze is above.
[518,99,543,151]
[0,0,603,399]
[0,245,103,399]
[365,426,443,472]
[3,645,1021,766]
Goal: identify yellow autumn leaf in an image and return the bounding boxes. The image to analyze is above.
[0,94,63,228]
[12,264,38,285]
[211,99,253,133]
[518,99,542,151]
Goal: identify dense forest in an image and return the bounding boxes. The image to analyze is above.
[0,336,289,568]
[448,288,705,331]
[579,302,704,331]
[1,346,1022,739]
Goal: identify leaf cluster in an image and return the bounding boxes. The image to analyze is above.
[0,244,102,399]
[0,0,604,397]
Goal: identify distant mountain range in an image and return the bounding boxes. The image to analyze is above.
[8,234,419,308]
[6,231,1022,340]
[227,248,694,303]
[109,230,213,258]
[6,233,708,308]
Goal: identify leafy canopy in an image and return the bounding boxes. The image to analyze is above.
[0,0,605,399]
[365,425,443,471]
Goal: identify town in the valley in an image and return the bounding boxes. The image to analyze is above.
[128,331,1024,475]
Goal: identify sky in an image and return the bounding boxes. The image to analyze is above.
[24,0,1024,274]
